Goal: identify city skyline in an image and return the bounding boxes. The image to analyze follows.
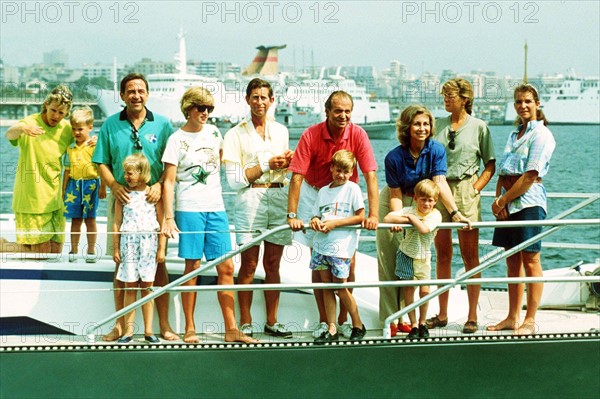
[1,1,599,78]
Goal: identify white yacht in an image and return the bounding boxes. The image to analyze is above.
[505,76,600,124]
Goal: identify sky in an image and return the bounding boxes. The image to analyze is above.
[1,0,599,78]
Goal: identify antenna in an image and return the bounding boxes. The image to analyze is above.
[523,40,528,83]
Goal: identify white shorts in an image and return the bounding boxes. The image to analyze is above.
[116,232,158,283]
[234,186,292,246]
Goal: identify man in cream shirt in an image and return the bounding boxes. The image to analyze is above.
[223,78,294,339]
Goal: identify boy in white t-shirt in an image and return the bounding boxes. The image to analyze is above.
[309,150,367,343]
[384,179,442,339]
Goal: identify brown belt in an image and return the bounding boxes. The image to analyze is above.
[499,175,542,191]
[251,182,284,189]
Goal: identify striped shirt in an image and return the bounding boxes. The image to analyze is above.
[399,206,442,260]
[497,120,556,213]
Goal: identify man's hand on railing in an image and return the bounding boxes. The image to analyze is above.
[362,215,378,230]
[287,217,305,232]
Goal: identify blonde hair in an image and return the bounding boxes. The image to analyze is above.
[41,84,73,116]
[70,105,94,126]
[396,105,435,147]
[441,78,474,115]
[414,179,439,199]
[122,153,151,183]
[180,86,215,119]
[331,149,356,171]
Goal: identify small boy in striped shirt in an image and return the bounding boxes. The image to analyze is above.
[383,179,441,338]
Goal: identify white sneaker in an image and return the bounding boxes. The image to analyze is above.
[68,253,77,263]
[312,322,328,338]
[338,322,353,339]
[240,323,253,337]
[264,322,293,338]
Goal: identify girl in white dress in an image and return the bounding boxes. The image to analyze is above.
[113,153,165,344]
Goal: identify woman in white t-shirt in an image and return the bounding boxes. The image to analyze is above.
[161,86,257,344]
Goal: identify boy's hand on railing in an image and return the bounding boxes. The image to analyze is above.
[389,225,403,233]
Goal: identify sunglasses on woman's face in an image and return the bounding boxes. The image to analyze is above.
[448,130,456,150]
[195,105,215,113]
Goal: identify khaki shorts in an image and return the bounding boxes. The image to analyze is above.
[234,186,292,246]
[413,256,432,280]
[436,174,480,222]
[15,209,65,245]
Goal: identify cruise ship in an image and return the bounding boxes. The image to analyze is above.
[504,77,600,124]
[275,69,394,139]
[92,30,250,126]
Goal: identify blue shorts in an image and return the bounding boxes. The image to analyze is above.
[175,211,232,260]
[63,178,100,219]
[492,206,546,252]
[309,252,351,279]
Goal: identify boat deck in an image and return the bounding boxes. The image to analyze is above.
[2,290,598,348]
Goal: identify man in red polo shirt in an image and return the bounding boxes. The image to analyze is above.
[287,90,379,338]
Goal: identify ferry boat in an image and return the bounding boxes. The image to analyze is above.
[504,77,600,125]
[275,70,394,139]
[1,190,599,398]
[92,30,251,127]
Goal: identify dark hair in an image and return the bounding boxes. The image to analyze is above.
[120,73,149,94]
[246,78,273,98]
[513,84,548,126]
[324,90,353,111]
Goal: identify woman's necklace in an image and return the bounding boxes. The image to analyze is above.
[409,149,420,163]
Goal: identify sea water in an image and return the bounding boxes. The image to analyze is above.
[1,124,599,277]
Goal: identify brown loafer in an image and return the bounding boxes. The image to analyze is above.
[425,315,448,329]
[463,321,478,334]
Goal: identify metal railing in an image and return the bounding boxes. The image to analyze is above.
[83,204,600,344]
[1,190,598,342]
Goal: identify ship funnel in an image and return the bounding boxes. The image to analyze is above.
[243,45,286,76]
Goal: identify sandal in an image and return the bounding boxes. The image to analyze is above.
[425,315,448,329]
[462,321,478,334]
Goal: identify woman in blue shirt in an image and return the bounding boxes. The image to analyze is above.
[377,105,471,336]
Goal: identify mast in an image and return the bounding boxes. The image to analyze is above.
[175,28,187,75]
[523,40,528,83]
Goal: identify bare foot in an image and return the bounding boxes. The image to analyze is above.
[224,329,259,344]
[102,327,122,342]
[514,322,536,335]
[184,330,200,344]
[486,319,518,331]
[161,328,179,341]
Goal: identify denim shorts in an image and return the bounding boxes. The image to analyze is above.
[492,206,546,252]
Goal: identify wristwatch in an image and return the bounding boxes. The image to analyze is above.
[287,212,297,219]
